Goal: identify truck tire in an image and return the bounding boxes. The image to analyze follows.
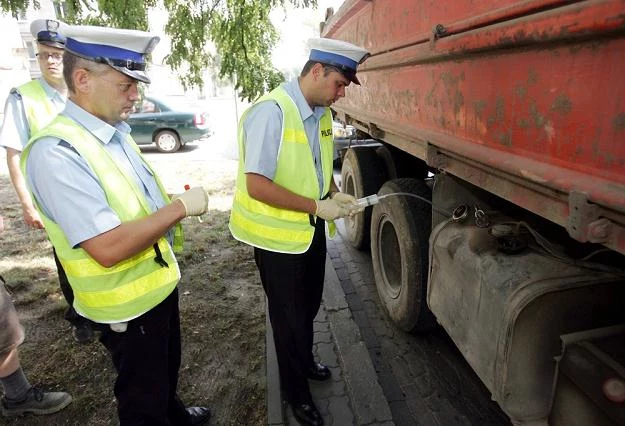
[375,146,400,180]
[376,145,428,180]
[341,147,387,249]
[371,178,436,332]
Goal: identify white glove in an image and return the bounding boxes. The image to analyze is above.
[331,192,357,205]
[315,199,350,220]
[174,187,208,217]
[332,192,364,217]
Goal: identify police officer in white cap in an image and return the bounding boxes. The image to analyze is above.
[0,19,68,229]
[229,37,369,426]
[21,24,211,425]
[0,18,74,419]
[1,19,95,346]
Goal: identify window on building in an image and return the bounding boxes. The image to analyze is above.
[25,42,36,59]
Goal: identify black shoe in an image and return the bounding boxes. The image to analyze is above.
[307,362,331,381]
[186,406,211,425]
[291,402,323,426]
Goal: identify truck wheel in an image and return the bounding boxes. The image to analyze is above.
[155,130,181,153]
[341,147,386,249]
[375,146,400,179]
[376,145,428,180]
[371,178,436,332]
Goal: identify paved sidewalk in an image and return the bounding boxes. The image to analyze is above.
[266,256,394,426]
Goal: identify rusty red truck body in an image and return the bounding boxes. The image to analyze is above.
[321,1,625,424]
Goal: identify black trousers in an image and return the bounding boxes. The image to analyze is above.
[99,289,192,426]
[254,218,326,404]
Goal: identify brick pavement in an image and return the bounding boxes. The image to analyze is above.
[266,223,509,425]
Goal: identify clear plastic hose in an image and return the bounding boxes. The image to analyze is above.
[354,192,452,217]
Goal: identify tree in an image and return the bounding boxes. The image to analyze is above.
[1,0,318,101]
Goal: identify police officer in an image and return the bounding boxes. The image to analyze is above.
[0,18,94,344]
[21,24,211,425]
[1,19,67,231]
[229,38,368,426]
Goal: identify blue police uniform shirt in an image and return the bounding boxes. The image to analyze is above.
[243,79,327,198]
[0,78,66,152]
[25,100,172,248]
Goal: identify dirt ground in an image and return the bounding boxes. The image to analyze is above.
[0,145,266,425]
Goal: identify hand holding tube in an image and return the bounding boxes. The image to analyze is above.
[332,192,364,216]
[315,199,350,220]
[331,192,357,204]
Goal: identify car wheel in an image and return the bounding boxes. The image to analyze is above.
[155,130,181,153]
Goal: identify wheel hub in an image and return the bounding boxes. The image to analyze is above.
[378,216,402,299]
[158,134,177,151]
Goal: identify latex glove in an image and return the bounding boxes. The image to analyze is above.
[332,192,364,217]
[315,199,350,220]
[331,191,357,205]
[174,187,208,216]
[347,202,365,217]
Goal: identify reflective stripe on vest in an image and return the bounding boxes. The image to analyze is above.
[21,115,183,323]
[229,85,335,254]
[14,80,57,134]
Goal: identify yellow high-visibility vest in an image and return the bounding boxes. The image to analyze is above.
[229,85,335,254]
[21,115,184,323]
[13,80,59,134]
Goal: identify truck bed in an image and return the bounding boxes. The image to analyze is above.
[321,0,625,254]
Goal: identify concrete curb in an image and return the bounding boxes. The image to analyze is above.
[323,257,393,424]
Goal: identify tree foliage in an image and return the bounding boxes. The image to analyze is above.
[1,0,318,101]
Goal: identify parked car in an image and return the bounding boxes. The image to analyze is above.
[127,96,212,153]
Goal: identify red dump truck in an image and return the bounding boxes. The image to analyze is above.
[321,1,625,424]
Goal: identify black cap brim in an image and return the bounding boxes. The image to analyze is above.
[38,40,65,49]
[109,65,151,84]
[341,70,360,86]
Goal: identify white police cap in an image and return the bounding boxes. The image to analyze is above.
[30,19,68,49]
[308,38,369,85]
[63,25,160,84]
